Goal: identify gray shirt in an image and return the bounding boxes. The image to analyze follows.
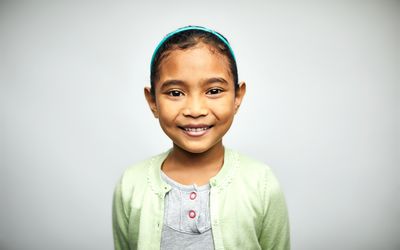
[160,171,214,250]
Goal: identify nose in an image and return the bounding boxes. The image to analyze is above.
[182,95,208,118]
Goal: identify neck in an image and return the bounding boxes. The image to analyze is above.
[166,141,225,171]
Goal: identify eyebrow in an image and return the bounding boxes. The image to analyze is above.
[204,77,229,85]
[159,77,229,90]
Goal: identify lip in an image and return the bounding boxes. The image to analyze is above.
[178,124,213,137]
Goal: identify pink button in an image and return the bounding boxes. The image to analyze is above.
[188,210,196,219]
[189,192,197,200]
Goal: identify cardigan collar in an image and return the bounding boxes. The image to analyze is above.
[147,147,239,198]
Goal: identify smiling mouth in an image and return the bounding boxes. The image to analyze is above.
[178,125,213,137]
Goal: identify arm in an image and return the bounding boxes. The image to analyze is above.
[259,171,291,250]
[112,180,130,250]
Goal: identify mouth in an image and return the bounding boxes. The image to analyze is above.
[178,125,213,137]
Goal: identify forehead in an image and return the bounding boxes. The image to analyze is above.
[157,43,233,85]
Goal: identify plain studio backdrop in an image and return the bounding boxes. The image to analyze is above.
[1,1,399,249]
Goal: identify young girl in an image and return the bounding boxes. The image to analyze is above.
[112,25,290,250]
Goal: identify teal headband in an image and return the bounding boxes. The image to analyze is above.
[150,25,236,69]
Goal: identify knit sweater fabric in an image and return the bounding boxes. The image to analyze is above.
[112,148,290,250]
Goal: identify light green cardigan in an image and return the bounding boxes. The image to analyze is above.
[112,148,290,250]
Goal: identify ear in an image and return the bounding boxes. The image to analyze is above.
[234,81,246,114]
[144,87,159,118]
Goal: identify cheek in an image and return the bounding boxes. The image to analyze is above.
[157,101,180,125]
[211,101,236,122]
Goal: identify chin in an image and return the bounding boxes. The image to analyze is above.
[174,141,221,155]
[180,146,210,154]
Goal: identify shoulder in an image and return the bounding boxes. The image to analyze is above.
[232,149,288,213]
[120,157,152,183]
[231,149,283,193]
[116,151,167,193]
[233,149,274,178]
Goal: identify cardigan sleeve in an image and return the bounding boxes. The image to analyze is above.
[259,170,291,250]
[112,180,130,250]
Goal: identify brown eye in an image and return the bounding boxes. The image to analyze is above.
[207,88,223,95]
[168,90,183,97]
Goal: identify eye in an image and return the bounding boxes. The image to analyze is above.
[206,88,223,95]
[167,90,184,97]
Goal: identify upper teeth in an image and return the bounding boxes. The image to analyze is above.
[185,127,209,132]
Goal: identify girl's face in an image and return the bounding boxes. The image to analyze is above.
[145,43,246,154]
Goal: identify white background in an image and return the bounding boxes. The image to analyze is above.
[1,1,399,249]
